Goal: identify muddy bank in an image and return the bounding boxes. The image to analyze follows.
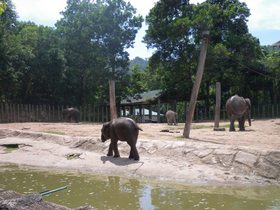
[0,188,96,210]
[0,128,279,185]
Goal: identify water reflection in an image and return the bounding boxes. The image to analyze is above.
[0,164,280,210]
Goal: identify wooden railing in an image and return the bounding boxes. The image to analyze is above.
[0,104,110,123]
[0,103,279,123]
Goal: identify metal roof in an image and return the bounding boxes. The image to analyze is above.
[272,41,280,47]
[121,90,162,105]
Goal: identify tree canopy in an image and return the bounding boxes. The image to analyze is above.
[0,0,279,109]
[144,0,273,105]
[0,0,143,105]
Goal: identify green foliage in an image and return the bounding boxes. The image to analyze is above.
[56,0,143,105]
[0,0,18,102]
[0,0,6,15]
[260,47,280,103]
[0,0,279,109]
[129,57,148,70]
[144,0,265,107]
[0,0,143,105]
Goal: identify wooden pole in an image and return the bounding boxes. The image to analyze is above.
[213,82,225,131]
[183,31,210,138]
[157,98,161,123]
[109,80,117,120]
[214,82,221,128]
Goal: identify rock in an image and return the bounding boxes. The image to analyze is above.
[255,158,279,179]
[217,154,234,167]
[265,151,280,167]
[235,151,258,168]
[193,149,213,158]
[202,155,217,165]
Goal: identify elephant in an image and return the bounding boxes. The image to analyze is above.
[62,107,80,123]
[226,95,251,131]
[101,117,142,161]
[165,110,177,125]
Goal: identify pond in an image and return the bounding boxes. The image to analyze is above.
[0,164,280,210]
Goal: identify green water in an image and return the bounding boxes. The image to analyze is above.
[0,164,280,210]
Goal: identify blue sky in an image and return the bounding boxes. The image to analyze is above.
[12,0,280,59]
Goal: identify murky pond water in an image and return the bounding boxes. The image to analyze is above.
[0,164,280,210]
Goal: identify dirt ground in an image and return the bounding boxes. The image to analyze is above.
[0,118,279,149]
[0,118,279,185]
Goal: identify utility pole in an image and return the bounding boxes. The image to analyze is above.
[109,80,117,120]
[183,31,210,138]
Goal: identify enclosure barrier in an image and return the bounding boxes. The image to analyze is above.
[0,103,109,123]
[0,103,279,123]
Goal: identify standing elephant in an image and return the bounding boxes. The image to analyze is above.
[62,107,80,123]
[165,110,177,125]
[226,95,251,131]
[101,117,142,161]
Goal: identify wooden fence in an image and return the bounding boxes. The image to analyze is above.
[0,104,110,123]
[191,104,280,122]
[0,103,279,123]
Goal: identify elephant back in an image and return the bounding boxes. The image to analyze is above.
[226,95,247,116]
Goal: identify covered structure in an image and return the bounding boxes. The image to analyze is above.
[120,90,165,123]
[272,40,280,50]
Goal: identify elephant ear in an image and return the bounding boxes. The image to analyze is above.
[245,98,251,109]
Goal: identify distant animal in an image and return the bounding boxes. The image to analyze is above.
[226,95,251,131]
[101,117,142,161]
[62,107,80,123]
[165,110,177,125]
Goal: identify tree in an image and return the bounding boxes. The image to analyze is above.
[56,0,143,106]
[144,0,262,106]
[0,0,7,15]
[0,0,17,102]
[5,22,66,104]
[129,56,148,71]
[261,47,280,104]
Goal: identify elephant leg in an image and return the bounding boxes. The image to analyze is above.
[107,142,113,156]
[127,141,135,159]
[229,116,236,131]
[111,141,120,158]
[130,140,139,161]
[129,149,134,159]
[238,117,245,131]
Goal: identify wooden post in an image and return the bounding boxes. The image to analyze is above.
[213,82,225,131]
[149,105,152,121]
[183,31,210,138]
[109,80,117,120]
[157,99,161,123]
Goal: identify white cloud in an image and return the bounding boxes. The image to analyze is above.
[13,0,67,26]
[242,0,280,30]
[11,0,280,58]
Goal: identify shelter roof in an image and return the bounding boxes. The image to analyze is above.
[272,40,280,48]
[121,90,162,105]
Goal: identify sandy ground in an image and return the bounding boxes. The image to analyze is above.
[0,119,279,185]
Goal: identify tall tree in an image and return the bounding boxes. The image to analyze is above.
[144,0,262,105]
[6,22,66,104]
[56,0,143,105]
[261,47,280,104]
[0,0,17,102]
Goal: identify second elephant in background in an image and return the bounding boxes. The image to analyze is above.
[62,107,80,123]
[165,110,177,125]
